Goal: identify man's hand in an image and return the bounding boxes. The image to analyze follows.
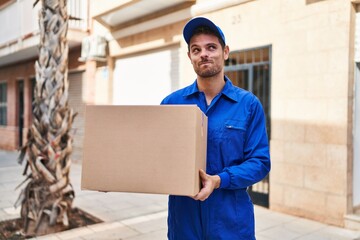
[193,169,221,201]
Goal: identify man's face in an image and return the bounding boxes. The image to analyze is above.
[187,34,229,79]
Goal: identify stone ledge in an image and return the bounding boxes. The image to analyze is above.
[344,214,360,231]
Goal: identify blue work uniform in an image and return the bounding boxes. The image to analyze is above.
[161,77,271,240]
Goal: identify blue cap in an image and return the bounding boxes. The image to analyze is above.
[183,17,226,45]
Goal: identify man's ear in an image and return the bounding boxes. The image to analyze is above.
[187,51,193,65]
[224,45,230,60]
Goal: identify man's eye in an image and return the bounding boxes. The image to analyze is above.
[209,45,216,50]
[192,48,200,53]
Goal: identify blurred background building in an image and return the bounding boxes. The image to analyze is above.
[0,0,359,232]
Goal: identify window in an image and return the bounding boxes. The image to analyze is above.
[224,46,272,208]
[0,82,7,125]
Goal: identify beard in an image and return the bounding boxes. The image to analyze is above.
[194,62,222,78]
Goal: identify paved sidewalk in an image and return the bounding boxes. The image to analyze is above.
[0,150,359,240]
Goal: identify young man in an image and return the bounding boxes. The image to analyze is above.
[161,17,271,240]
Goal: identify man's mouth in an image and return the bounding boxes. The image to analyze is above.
[199,61,211,66]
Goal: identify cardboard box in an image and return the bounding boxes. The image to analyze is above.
[81,105,207,196]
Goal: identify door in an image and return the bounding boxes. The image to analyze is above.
[354,63,360,208]
[67,71,85,162]
[353,4,360,209]
[225,46,271,207]
[17,80,24,147]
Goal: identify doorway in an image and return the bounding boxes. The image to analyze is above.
[354,63,360,209]
[225,46,271,207]
[17,80,24,147]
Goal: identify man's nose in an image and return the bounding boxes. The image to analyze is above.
[200,50,209,59]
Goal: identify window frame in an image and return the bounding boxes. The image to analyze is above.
[0,81,7,126]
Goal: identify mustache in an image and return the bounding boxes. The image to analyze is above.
[199,60,212,64]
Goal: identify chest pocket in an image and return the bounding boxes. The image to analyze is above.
[221,119,247,166]
[224,119,247,131]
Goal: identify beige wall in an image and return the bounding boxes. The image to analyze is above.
[195,0,352,226]
[97,0,356,227]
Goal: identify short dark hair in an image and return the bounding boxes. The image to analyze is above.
[187,26,225,51]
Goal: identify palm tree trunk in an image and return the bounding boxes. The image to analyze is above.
[16,0,76,236]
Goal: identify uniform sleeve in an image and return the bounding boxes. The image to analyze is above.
[219,96,271,190]
[160,96,168,105]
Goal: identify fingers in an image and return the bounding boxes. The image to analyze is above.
[199,169,207,179]
[193,188,209,201]
[193,169,211,201]
[193,169,221,201]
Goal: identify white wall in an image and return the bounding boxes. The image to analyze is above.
[0,0,37,45]
[0,0,87,46]
[113,48,178,105]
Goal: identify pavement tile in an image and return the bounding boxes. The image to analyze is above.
[78,197,135,211]
[283,217,327,235]
[86,221,124,232]
[125,217,167,235]
[295,231,358,240]
[55,227,94,240]
[1,191,21,203]
[104,207,153,222]
[121,211,167,225]
[257,225,303,240]
[121,211,167,234]
[1,150,360,240]
[256,212,296,232]
[31,235,61,240]
[312,225,360,239]
[0,171,22,183]
[0,209,12,221]
[3,206,20,215]
[79,208,115,222]
[256,235,275,240]
[125,229,167,240]
[0,152,19,168]
[0,199,14,208]
[74,199,115,213]
[255,205,271,216]
[80,225,140,240]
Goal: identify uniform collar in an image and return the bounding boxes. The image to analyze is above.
[183,76,239,103]
[182,80,200,97]
[221,76,239,102]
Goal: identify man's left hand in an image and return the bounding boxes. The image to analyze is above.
[193,169,221,201]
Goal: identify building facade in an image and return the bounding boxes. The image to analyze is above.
[0,0,91,162]
[0,0,359,231]
[88,0,360,229]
